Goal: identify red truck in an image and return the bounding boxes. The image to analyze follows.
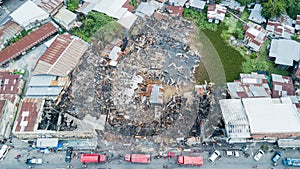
[80,154,106,163]
[177,156,203,166]
[125,154,150,164]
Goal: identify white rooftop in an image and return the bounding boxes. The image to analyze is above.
[93,0,127,19]
[219,99,251,139]
[109,46,121,66]
[243,97,300,134]
[118,11,137,30]
[10,1,49,28]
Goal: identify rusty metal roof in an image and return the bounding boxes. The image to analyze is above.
[33,34,88,77]
[14,98,43,132]
[0,22,58,64]
[0,71,23,95]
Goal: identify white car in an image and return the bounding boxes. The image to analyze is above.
[208,150,221,162]
[226,151,239,157]
[253,150,264,161]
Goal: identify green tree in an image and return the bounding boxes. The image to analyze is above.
[262,0,286,18]
[285,0,300,19]
[67,0,79,12]
[236,0,252,6]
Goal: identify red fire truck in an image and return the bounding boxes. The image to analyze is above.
[177,156,203,166]
[125,154,151,164]
[80,154,106,163]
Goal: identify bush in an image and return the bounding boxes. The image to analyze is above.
[250,53,257,59]
[66,0,79,12]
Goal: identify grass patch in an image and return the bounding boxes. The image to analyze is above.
[202,24,245,82]
[72,12,115,42]
[240,10,250,22]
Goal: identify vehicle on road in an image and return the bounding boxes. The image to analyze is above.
[0,144,10,161]
[283,157,300,167]
[225,150,239,157]
[253,149,264,161]
[80,154,106,163]
[177,156,203,166]
[271,151,281,164]
[208,150,221,162]
[65,147,73,163]
[26,158,43,164]
[125,154,150,164]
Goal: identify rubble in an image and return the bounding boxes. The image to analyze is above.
[53,13,224,152]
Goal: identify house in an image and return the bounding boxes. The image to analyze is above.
[33,0,64,16]
[25,75,70,100]
[135,2,158,18]
[0,71,25,96]
[266,20,295,39]
[77,0,137,30]
[269,39,300,69]
[271,74,294,98]
[0,22,58,64]
[220,97,300,143]
[0,99,15,139]
[295,15,300,31]
[279,14,294,27]
[244,22,267,52]
[185,0,206,11]
[168,0,187,7]
[248,4,265,24]
[53,7,77,31]
[165,5,184,17]
[207,4,227,24]
[33,34,88,77]
[227,72,271,99]
[0,21,23,50]
[220,0,245,13]
[10,1,49,29]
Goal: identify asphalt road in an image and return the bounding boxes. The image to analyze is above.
[1,146,299,169]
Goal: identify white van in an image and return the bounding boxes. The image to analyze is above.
[208,150,221,162]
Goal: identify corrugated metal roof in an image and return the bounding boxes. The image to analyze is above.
[14,98,43,132]
[26,86,63,97]
[0,22,58,64]
[248,4,265,24]
[33,34,88,76]
[150,84,163,104]
[0,71,23,95]
[219,99,251,139]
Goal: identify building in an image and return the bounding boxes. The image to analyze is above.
[227,72,271,99]
[33,0,64,16]
[0,22,58,64]
[10,1,49,29]
[207,4,227,24]
[220,97,300,142]
[266,20,295,39]
[271,74,294,98]
[13,98,96,140]
[269,39,300,69]
[0,99,15,139]
[168,0,187,7]
[25,75,70,100]
[33,34,88,77]
[135,2,157,18]
[248,4,265,24]
[53,7,77,31]
[0,71,25,96]
[296,15,300,31]
[220,0,245,13]
[165,5,184,17]
[219,99,250,143]
[185,0,206,11]
[77,0,137,30]
[0,21,23,50]
[244,22,267,52]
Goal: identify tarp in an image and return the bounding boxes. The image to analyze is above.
[130,154,150,163]
[36,138,58,148]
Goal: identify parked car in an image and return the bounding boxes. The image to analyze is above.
[26,158,43,164]
[271,151,281,164]
[254,149,264,161]
[225,150,239,157]
[208,150,221,162]
[65,147,73,163]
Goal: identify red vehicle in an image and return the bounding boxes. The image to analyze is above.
[177,156,203,166]
[125,154,150,164]
[80,154,106,163]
